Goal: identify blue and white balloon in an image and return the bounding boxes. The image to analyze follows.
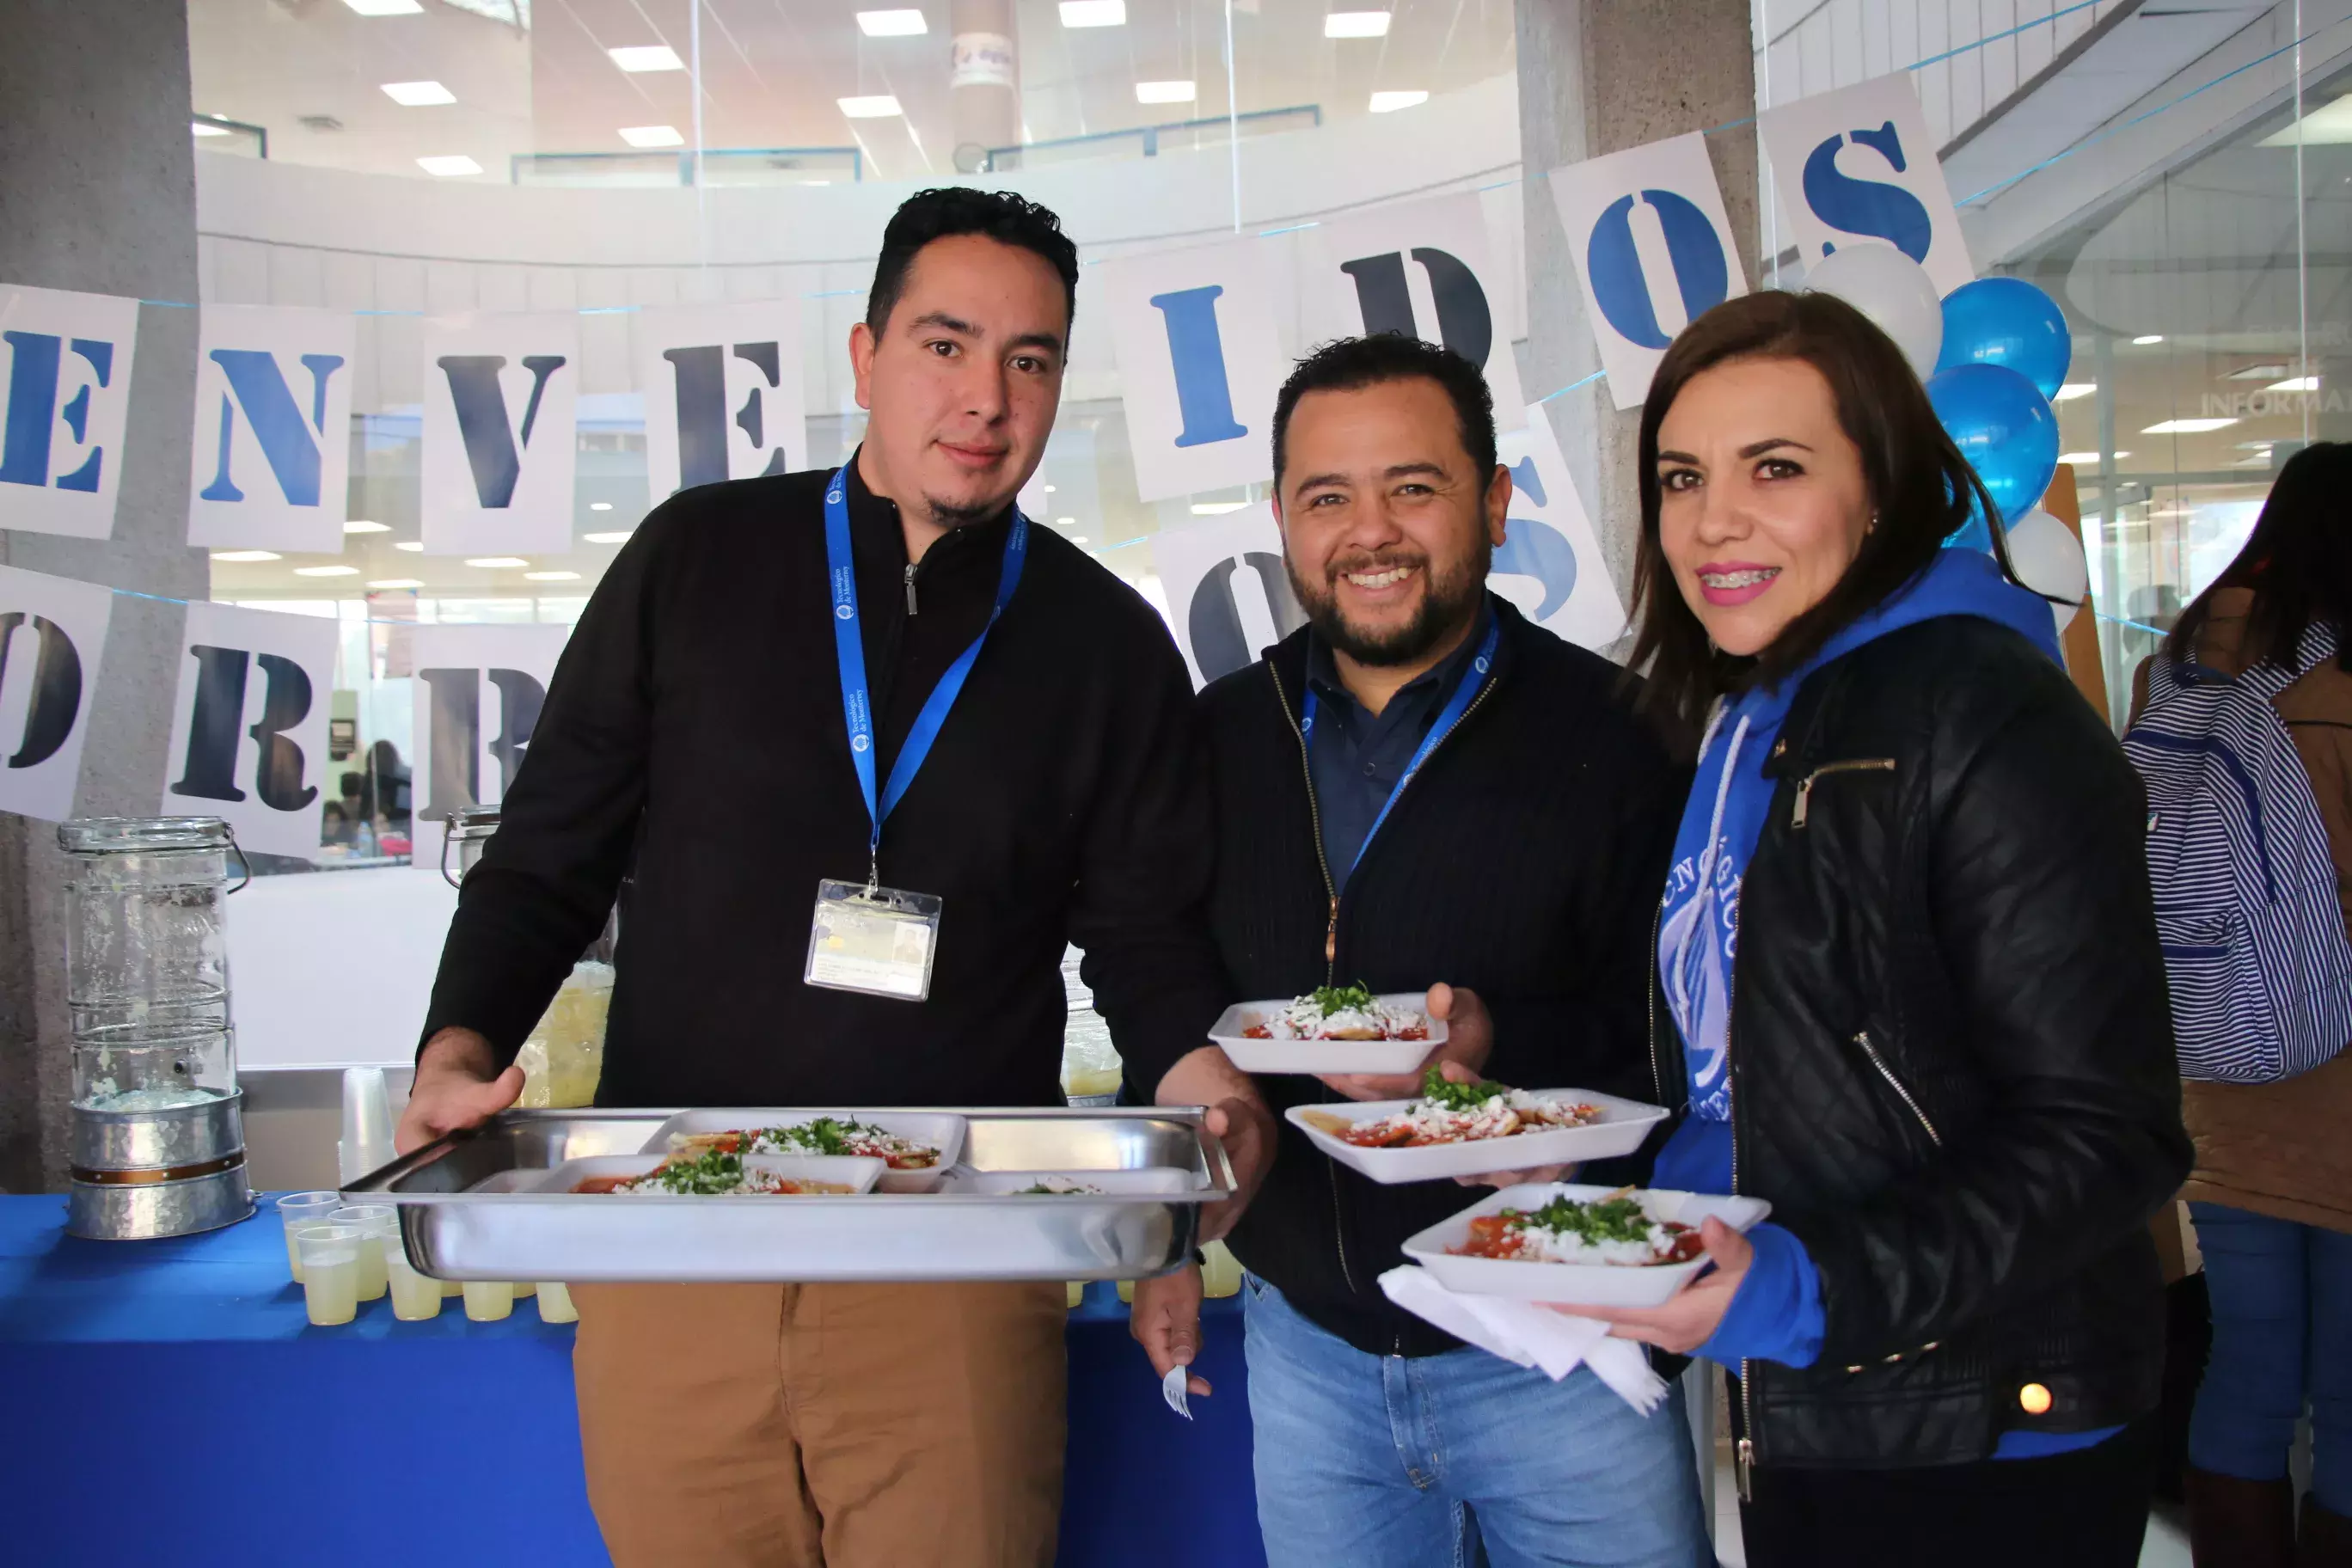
[1804,244,1945,378]
[1927,363,2061,526]
[1935,277,2072,401]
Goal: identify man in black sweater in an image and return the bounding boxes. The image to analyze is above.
[1131,338,1711,1567]
[397,189,1265,1568]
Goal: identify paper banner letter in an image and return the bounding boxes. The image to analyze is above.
[0,285,140,540]
[639,302,808,499]
[162,602,340,858]
[1308,193,1528,426]
[1105,239,1285,502]
[1493,407,1626,651]
[407,622,571,873]
[1758,74,1975,295]
[0,562,114,822]
[420,312,580,555]
[1148,502,1301,688]
[188,304,357,552]
[1547,133,1748,409]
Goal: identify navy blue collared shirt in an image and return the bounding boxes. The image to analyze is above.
[1303,598,1499,882]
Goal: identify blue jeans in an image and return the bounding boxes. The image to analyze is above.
[1242,1275,1712,1568]
[2188,1202,2352,1515]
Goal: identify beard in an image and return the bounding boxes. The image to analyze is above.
[1287,536,1491,667]
[919,491,1007,530]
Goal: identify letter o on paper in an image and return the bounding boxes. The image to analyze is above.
[1585,189,1733,351]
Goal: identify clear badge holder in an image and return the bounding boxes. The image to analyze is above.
[804,879,942,1001]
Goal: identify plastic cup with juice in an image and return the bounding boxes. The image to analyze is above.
[462,1280,517,1322]
[330,1204,394,1302]
[294,1224,362,1326]
[536,1283,577,1324]
[275,1191,343,1283]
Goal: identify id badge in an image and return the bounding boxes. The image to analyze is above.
[805,879,942,1001]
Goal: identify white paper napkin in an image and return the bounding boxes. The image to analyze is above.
[1379,1265,1670,1415]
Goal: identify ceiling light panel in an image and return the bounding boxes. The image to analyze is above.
[343,519,389,533]
[525,570,582,581]
[416,155,483,176]
[608,45,684,72]
[2141,418,2238,434]
[2057,451,2127,464]
[582,531,634,544]
[380,80,456,107]
[211,550,281,563]
[192,122,231,137]
[294,565,360,577]
[466,556,530,569]
[619,125,685,148]
[1060,1,1126,26]
[1326,11,1392,38]
[368,579,426,590]
[342,0,424,13]
[1369,90,1430,112]
[2052,383,2096,401]
[1136,80,1196,105]
[838,95,904,119]
[857,9,928,35]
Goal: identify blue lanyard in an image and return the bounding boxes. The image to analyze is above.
[824,467,1028,884]
[1302,617,1500,884]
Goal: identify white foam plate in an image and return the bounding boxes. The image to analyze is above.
[1402,1183,1773,1307]
[1210,993,1444,1075]
[640,1110,966,1193]
[529,1152,885,1197]
[952,1167,1198,1197]
[1286,1089,1670,1185]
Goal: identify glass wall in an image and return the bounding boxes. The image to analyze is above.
[2016,57,2349,726]
[182,0,1523,896]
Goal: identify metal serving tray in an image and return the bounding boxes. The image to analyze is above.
[342,1107,1234,1283]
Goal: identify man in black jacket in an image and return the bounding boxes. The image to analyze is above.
[1131,337,1710,1567]
[396,188,1265,1568]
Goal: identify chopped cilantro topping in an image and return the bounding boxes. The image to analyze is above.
[1311,983,1378,1015]
[649,1147,748,1195]
[1419,1063,1510,1112]
[764,1117,877,1156]
[1507,1195,1655,1246]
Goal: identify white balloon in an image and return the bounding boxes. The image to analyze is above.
[1803,245,1945,377]
[2003,507,2090,635]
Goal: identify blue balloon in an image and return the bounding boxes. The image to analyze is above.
[1935,277,2072,401]
[1927,363,2060,525]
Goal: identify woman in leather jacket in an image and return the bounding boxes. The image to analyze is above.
[1553,290,2191,1567]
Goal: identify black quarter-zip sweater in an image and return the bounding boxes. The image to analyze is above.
[1203,599,1687,1357]
[421,457,1228,1109]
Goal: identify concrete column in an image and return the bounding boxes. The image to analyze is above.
[0,0,205,1192]
[1516,0,1761,637]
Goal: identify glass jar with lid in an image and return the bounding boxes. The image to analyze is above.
[441,805,503,887]
[58,818,246,1034]
[72,1025,236,1111]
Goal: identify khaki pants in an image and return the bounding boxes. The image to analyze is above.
[572,1281,1069,1568]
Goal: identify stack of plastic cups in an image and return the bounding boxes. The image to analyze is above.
[336,1069,395,1185]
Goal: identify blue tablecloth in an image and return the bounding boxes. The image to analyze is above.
[0,1196,1264,1568]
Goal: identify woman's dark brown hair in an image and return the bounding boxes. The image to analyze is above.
[2165,441,2352,670]
[1627,289,2019,737]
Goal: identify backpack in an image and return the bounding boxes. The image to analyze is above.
[2124,622,2352,1084]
